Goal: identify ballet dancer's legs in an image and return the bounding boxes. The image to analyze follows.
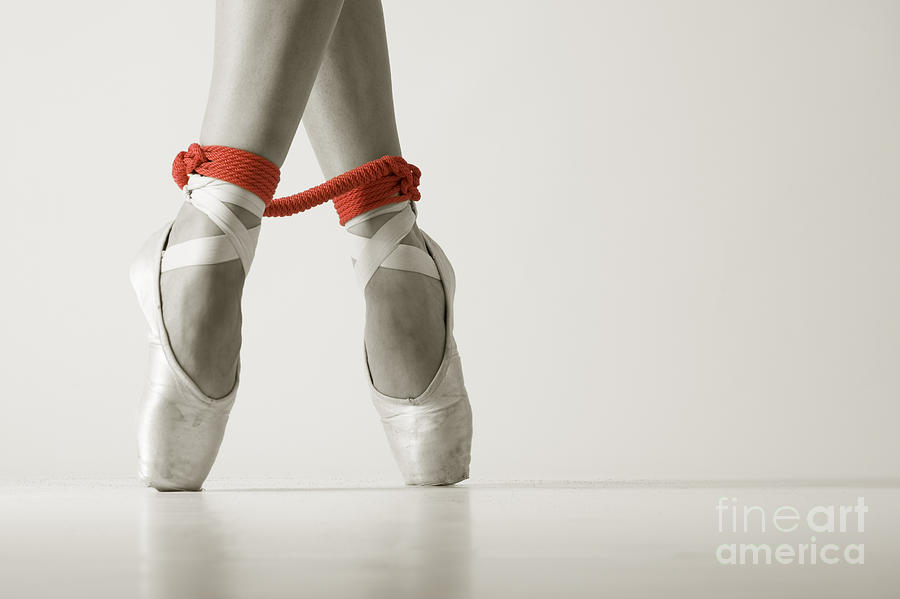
[303,0,446,399]
[163,0,344,397]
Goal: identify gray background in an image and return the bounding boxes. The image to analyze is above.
[2,0,898,482]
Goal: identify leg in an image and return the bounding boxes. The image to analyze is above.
[164,0,344,397]
[303,0,445,399]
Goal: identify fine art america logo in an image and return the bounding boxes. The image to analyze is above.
[715,497,867,565]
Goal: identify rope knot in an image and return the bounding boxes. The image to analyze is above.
[172,143,210,189]
[388,156,421,201]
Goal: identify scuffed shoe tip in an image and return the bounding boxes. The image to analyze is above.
[139,470,203,493]
[404,470,470,487]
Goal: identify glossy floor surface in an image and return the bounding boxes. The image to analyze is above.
[1,480,898,598]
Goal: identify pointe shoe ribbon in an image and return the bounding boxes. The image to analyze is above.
[172,143,209,189]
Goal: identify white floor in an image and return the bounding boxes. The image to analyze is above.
[0,479,897,598]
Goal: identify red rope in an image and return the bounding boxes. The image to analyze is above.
[172,144,281,205]
[172,143,421,225]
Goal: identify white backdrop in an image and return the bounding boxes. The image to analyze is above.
[2,0,898,482]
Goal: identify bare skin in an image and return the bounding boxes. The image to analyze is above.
[162,0,344,398]
[163,0,444,400]
[303,0,445,398]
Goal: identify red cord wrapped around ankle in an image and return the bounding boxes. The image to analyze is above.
[172,144,421,225]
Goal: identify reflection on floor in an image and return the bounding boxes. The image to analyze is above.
[0,479,897,598]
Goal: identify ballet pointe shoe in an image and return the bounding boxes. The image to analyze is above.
[130,175,264,491]
[347,202,473,486]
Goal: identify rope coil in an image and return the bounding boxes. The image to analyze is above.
[172,144,420,225]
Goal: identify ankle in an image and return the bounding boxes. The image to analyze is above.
[160,260,245,398]
[169,201,261,247]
